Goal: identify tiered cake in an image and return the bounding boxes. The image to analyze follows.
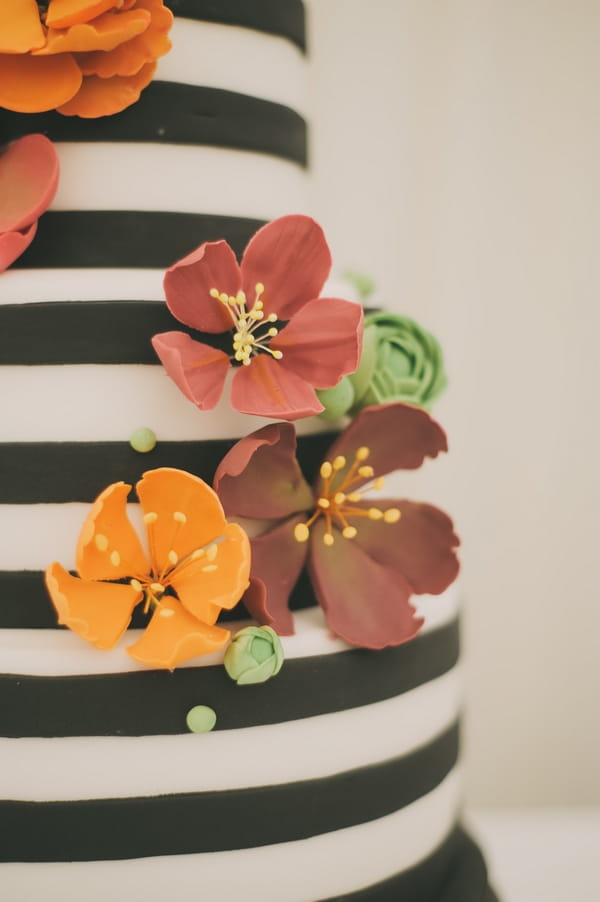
[0,2,495,899]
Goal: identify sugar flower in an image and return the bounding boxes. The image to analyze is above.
[214,403,460,649]
[152,215,364,421]
[0,134,59,272]
[0,0,173,118]
[45,468,251,669]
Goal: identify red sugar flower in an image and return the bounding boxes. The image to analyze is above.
[0,134,59,272]
[152,215,364,421]
[214,403,460,649]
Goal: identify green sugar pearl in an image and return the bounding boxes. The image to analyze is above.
[186,705,217,734]
[129,427,157,453]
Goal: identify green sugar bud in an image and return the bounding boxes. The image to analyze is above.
[224,626,284,686]
[129,427,157,453]
[186,705,217,734]
[353,312,447,411]
[316,376,355,420]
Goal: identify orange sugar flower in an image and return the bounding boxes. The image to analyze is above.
[0,0,173,118]
[45,468,251,669]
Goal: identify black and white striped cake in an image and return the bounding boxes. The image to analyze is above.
[0,2,493,899]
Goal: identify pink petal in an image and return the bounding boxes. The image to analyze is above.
[230,353,324,420]
[240,215,332,320]
[272,297,363,389]
[350,500,460,595]
[323,402,448,489]
[244,514,308,635]
[308,521,424,649]
[214,422,313,519]
[0,221,37,273]
[163,240,241,333]
[0,134,59,232]
[152,332,230,410]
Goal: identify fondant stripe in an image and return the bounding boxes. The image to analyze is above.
[48,145,307,217]
[0,670,461,799]
[0,433,334,503]
[2,86,307,164]
[11,211,265,269]
[0,590,459,660]
[0,620,460,736]
[0,365,338,441]
[0,724,458,861]
[0,269,166,304]
[0,772,460,902]
[157,20,307,109]
[164,0,306,51]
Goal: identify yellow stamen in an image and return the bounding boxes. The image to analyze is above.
[323,532,335,547]
[167,550,178,566]
[334,491,346,505]
[320,461,333,479]
[358,465,374,478]
[342,526,357,539]
[130,579,142,592]
[368,508,384,520]
[143,512,158,525]
[202,564,218,573]
[150,582,164,594]
[333,455,346,471]
[159,608,175,618]
[205,543,218,562]
[294,523,310,543]
[110,550,120,567]
[356,446,370,461]
[383,508,401,523]
[317,497,330,509]
[173,511,187,524]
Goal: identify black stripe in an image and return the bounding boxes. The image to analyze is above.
[0,724,458,861]
[320,827,493,902]
[0,432,336,505]
[0,84,307,164]
[9,212,265,269]
[165,0,306,51]
[0,620,459,736]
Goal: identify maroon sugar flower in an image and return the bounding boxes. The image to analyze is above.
[0,134,59,272]
[213,402,460,649]
[152,215,363,421]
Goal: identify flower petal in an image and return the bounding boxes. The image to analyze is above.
[126,595,230,669]
[170,522,250,621]
[0,53,82,114]
[271,298,363,389]
[323,402,448,488]
[0,0,45,53]
[350,500,460,595]
[0,222,37,273]
[46,0,121,29]
[214,422,313,519]
[76,481,150,581]
[152,332,229,410]
[45,562,142,649]
[308,521,424,649]
[75,0,172,77]
[231,353,324,420]
[37,9,151,56]
[136,467,229,574]
[243,514,307,635]
[163,240,241,332]
[0,134,59,232]
[240,215,332,320]
[57,59,156,118]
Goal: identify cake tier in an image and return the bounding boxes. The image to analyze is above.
[0,2,473,899]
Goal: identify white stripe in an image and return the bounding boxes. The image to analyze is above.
[0,365,336,442]
[0,770,460,902]
[0,590,459,675]
[156,19,307,115]
[0,271,350,306]
[0,269,165,304]
[50,144,308,220]
[0,669,460,800]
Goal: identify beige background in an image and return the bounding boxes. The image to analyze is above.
[308,0,600,806]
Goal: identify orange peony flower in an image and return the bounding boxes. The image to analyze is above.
[45,468,251,669]
[0,0,173,118]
